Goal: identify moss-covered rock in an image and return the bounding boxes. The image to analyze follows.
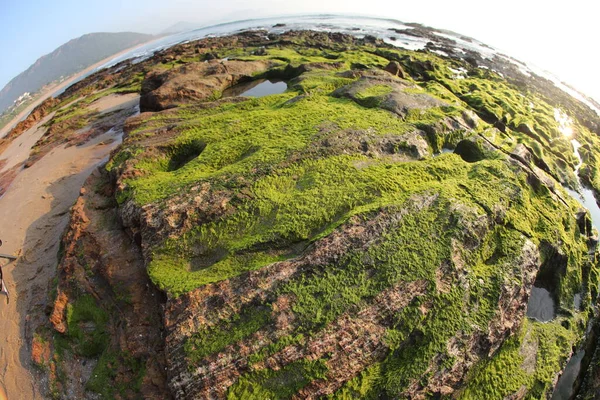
[42,29,600,399]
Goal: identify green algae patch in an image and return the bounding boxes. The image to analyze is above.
[227,359,328,400]
[86,351,146,398]
[185,306,271,365]
[290,71,356,94]
[99,33,600,398]
[117,92,415,206]
[145,145,587,299]
[65,295,109,358]
[237,47,389,71]
[354,83,394,107]
[328,364,383,400]
[461,318,581,399]
[282,202,450,333]
[170,157,589,394]
[149,251,288,298]
[146,155,470,296]
[247,333,306,366]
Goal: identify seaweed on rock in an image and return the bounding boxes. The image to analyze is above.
[41,29,600,399]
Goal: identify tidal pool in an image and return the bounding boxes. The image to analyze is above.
[552,350,585,400]
[222,79,287,98]
[526,286,555,322]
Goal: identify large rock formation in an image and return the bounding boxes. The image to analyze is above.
[140,60,280,111]
[29,30,600,399]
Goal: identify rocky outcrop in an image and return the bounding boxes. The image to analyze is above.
[384,60,406,78]
[47,169,171,398]
[332,73,448,117]
[35,30,600,400]
[140,60,279,111]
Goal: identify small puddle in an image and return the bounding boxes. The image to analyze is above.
[573,293,582,310]
[565,139,600,229]
[526,286,555,322]
[222,79,287,98]
[552,350,585,400]
[431,148,454,158]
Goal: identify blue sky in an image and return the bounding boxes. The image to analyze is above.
[0,0,274,89]
[1,0,599,101]
[0,0,169,89]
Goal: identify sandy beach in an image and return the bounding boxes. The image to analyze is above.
[0,41,150,140]
[0,94,138,399]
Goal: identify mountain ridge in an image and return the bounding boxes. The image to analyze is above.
[0,31,154,113]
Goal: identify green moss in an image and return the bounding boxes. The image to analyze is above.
[281,202,449,333]
[247,334,305,366]
[188,156,585,395]
[461,318,580,399]
[86,351,146,398]
[461,327,530,399]
[150,251,290,296]
[290,71,356,94]
[227,359,328,399]
[328,364,383,400]
[237,48,388,71]
[105,147,142,172]
[184,306,271,365]
[118,93,415,206]
[382,289,467,393]
[236,47,337,64]
[374,46,582,184]
[353,83,394,107]
[144,145,586,298]
[65,295,109,357]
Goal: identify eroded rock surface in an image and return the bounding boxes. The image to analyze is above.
[32,29,600,400]
[140,60,280,112]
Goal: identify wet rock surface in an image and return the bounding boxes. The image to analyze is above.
[24,29,600,399]
[332,73,448,117]
[140,60,279,111]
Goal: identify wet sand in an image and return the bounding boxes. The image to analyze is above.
[0,113,55,173]
[87,92,140,115]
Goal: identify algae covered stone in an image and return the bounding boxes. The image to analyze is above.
[46,29,600,399]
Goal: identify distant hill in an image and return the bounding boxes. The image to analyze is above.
[160,21,204,35]
[0,32,154,113]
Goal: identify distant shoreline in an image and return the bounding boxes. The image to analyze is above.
[0,41,151,139]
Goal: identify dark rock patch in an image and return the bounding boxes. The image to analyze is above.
[167,140,206,171]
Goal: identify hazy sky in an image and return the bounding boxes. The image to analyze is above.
[1,0,599,101]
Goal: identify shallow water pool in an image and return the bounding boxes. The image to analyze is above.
[222,79,287,98]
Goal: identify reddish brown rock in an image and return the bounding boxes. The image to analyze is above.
[31,334,52,367]
[49,291,69,333]
[140,60,279,112]
[384,60,406,78]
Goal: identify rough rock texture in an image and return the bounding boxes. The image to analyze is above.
[384,60,406,78]
[35,29,600,400]
[47,169,171,399]
[140,60,279,111]
[332,74,448,117]
[161,199,542,399]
